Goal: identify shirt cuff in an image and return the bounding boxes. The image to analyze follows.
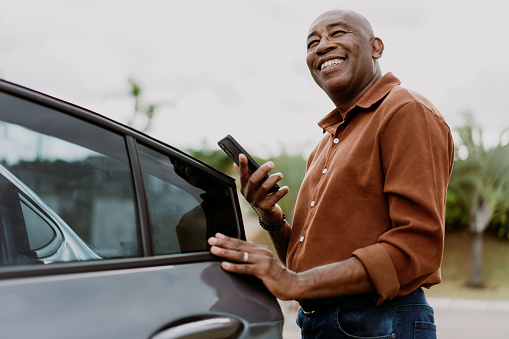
[352,243,400,304]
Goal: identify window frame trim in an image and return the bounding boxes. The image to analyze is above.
[0,253,218,280]
[125,136,152,257]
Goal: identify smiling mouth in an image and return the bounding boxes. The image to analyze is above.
[320,59,344,71]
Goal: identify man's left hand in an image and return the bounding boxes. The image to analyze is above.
[208,233,298,300]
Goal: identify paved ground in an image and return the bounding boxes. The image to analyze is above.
[280,298,509,338]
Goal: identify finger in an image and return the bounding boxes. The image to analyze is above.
[237,154,250,184]
[248,162,275,188]
[220,261,255,275]
[212,232,244,245]
[209,244,252,263]
[239,154,275,190]
[259,172,283,193]
[208,233,256,251]
[256,185,290,209]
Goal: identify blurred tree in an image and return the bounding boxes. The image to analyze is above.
[488,204,509,240]
[127,78,157,132]
[187,147,236,176]
[267,150,307,222]
[447,113,509,287]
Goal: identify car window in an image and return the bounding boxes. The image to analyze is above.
[137,144,240,255]
[0,92,140,265]
[20,195,57,252]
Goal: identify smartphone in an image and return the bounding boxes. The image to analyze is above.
[218,134,280,193]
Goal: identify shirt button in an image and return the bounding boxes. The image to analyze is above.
[322,168,327,174]
[299,236,304,243]
[311,201,315,207]
[333,138,339,144]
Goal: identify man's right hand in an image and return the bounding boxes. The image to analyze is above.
[235,154,289,227]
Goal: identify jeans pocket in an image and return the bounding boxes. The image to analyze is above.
[395,304,436,339]
[414,321,436,339]
[335,303,397,338]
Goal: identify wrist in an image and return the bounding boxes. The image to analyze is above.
[259,212,286,231]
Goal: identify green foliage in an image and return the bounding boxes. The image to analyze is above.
[127,78,157,132]
[446,113,509,239]
[488,205,509,241]
[129,78,141,97]
[266,151,307,222]
[445,191,470,231]
[186,148,236,176]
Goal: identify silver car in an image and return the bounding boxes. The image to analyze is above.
[0,163,101,263]
[0,79,283,338]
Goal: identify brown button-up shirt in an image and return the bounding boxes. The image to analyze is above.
[287,73,454,303]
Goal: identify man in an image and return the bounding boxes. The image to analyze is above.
[209,9,454,338]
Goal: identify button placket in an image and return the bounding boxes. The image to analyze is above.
[297,133,339,253]
[308,134,338,214]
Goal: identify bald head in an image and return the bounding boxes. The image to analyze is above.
[309,10,375,40]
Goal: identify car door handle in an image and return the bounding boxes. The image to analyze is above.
[150,316,243,339]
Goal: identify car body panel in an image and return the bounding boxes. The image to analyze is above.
[0,262,283,338]
[0,79,283,338]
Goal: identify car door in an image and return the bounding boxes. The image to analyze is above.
[0,80,283,339]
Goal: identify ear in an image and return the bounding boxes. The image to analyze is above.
[372,37,384,59]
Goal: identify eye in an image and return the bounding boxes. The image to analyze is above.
[307,39,319,50]
[331,30,347,37]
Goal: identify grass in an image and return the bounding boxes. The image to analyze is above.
[426,231,509,300]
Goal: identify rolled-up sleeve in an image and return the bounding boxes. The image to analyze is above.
[354,100,454,304]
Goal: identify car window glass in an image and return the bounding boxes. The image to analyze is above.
[20,197,56,251]
[137,144,239,255]
[0,92,140,266]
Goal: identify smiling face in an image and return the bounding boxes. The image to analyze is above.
[306,10,384,112]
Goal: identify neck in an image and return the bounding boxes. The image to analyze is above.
[329,70,382,116]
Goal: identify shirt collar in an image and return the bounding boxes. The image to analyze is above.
[318,73,401,134]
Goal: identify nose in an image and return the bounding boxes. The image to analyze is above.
[315,37,335,55]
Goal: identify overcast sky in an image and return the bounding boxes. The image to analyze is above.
[1,0,508,157]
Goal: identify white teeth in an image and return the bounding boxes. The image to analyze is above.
[320,59,344,70]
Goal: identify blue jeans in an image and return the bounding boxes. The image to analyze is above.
[296,288,436,339]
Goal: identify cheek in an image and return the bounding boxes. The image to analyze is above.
[305,53,315,71]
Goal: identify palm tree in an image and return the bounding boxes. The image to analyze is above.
[448,114,509,287]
